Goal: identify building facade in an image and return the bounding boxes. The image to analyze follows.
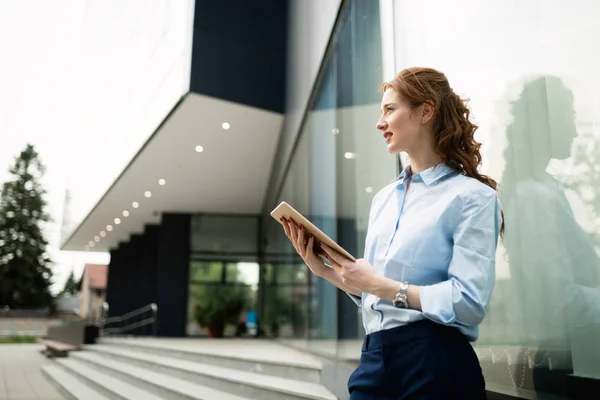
[62,1,600,398]
[78,264,108,323]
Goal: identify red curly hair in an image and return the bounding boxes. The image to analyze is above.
[383,67,504,234]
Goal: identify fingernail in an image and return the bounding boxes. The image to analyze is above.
[279,217,283,221]
[309,234,313,238]
[318,242,322,247]
[299,225,303,230]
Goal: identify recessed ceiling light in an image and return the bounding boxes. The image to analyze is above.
[144,191,152,198]
[107,225,113,232]
[114,218,121,225]
[222,122,230,130]
[94,236,100,242]
[365,187,373,194]
[195,145,204,153]
[84,246,89,251]
[132,202,139,209]
[100,231,106,237]
[123,210,129,217]
[88,241,94,247]
[332,128,339,135]
[344,152,356,159]
[158,179,166,186]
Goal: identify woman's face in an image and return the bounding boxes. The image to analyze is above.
[376,88,422,154]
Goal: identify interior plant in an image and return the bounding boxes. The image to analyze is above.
[193,284,249,338]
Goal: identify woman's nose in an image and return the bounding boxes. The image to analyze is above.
[376,119,386,130]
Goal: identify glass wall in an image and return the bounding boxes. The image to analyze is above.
[187,215,260,337]
[263,0,399,358]
[388,0,600,398]
[264,0,600,396]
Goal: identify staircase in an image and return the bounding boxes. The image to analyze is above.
[41,337,339,400]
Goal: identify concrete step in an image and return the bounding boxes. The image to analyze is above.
[42,364,110,400]
[69,351,255,400]
[52,358,164,400]
[97,337,322,383]
[78,347,337,400]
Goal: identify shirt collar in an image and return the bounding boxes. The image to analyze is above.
[394,163,456,186]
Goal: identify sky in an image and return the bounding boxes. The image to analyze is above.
[0,1,193,293]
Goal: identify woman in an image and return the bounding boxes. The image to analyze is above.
[281,67,502,399]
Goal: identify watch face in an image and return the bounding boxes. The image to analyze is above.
[393,296,407,308]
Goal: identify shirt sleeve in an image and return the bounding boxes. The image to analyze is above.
[420,189,501,327]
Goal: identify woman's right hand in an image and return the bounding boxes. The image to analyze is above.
[281,218,330,278]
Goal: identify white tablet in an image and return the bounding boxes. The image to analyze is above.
[270,201,356,262]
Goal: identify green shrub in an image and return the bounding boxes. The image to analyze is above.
[0,335,37,344]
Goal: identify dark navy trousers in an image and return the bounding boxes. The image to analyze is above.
[348,320,486,400]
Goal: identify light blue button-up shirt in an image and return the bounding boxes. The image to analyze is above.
[350,163,502,342]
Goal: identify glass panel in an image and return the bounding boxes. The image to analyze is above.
[333,0,395,343]
[225,262,260,290]
[272,263,308,285]
[189,261,223,283]
[262,0,390,353]
[263,283,309,338]
[391,0,600,397]
[190,215,259,256]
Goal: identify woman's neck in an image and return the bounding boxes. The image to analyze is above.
[405,150,443,174]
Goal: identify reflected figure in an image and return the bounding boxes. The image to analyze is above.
[501,75,600,382]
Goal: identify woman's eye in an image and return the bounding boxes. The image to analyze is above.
[386,107,394,112]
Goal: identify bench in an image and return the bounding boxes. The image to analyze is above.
[39,339,80,358]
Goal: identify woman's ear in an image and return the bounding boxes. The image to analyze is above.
[421,103,435,124]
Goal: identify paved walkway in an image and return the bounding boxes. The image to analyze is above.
[0,344,64,400]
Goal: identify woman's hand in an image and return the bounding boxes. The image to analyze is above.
[281,218,329,277]
[319,244,380,294]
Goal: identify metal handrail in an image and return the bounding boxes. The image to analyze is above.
[102,303,155,325]
[101,317,156,335]
[100,303,158,337]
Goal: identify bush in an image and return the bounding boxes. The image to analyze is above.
[0,335,37,344]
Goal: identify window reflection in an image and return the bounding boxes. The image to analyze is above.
[389,0,600,395]
[501,76,600,382]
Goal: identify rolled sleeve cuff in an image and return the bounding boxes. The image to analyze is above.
[346,292,362,307]
[420,281,455,324]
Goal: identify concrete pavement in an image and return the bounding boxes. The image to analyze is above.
[0,344,64,400]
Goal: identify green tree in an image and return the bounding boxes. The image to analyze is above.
[0,144,54,309]
[61,269,79,296]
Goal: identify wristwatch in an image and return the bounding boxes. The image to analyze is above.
[392,282,410,308]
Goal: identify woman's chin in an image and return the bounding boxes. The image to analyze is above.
[386,143,402,154]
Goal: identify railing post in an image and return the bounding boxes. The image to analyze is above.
[151,303,158,337]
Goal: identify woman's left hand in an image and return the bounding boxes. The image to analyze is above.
[319,243,380,294]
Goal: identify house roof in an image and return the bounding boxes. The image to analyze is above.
[84,264,108,290]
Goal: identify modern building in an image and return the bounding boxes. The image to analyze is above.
[61,0,600,398]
